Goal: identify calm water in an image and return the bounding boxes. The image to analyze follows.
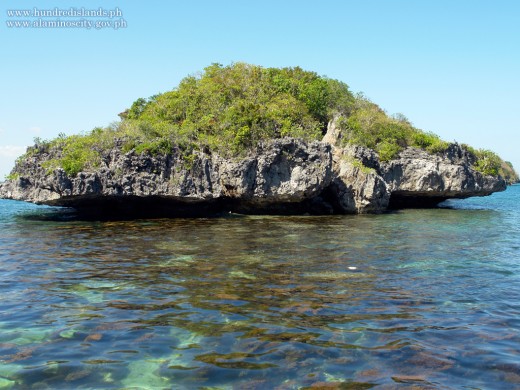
[0,186,519,389]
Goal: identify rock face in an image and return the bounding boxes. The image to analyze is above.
[327,145,390,214]
[0,138,334,217]
[0,134,507,218]
[380,144,507,207]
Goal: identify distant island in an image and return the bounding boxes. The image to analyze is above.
[0,63,517,217]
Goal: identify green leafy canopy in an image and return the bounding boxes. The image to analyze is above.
[14,62,517,181]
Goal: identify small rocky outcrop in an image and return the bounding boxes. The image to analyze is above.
[319,144,389,214]
[320,116,390,214]
[380,145,506,207]
[0,129,507,218]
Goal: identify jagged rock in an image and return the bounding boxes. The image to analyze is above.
[322,114,342,146]
[324,145,389,214]
[0,138,334,217]
[321,121,389,213]
[332,152,390,214]
[0,134,507,217]
[380,145,507,207]
[251,139,333,203]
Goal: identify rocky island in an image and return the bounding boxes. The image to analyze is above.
[0,63,516,218]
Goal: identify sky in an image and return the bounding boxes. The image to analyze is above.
[1,0,519,179]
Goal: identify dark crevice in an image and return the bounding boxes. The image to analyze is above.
[37,194,339,221]
[388,194,449,209]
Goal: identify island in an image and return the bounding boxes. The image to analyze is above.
[0,63,517,218]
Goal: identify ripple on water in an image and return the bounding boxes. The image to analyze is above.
[0,188,520,388]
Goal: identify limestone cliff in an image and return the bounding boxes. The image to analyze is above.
[380,144,506,207]
[0,133,506,218]
[0,139,334,217]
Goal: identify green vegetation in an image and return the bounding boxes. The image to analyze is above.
[337,94,449,161]
[502,161,520,184]
[5,172,20,181]
[462,145,519,183]
[13,62,516,180]
[341,155,375,174]
[42,132,102,175]
[28,63,357,176]
[118,62,354,156]
[30,130,114,176]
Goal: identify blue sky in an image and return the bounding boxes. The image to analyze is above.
[1,0,519,178]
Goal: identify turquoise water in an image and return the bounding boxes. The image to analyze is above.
[0,186,519,389]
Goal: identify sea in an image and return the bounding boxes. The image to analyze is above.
[0,185,519,389]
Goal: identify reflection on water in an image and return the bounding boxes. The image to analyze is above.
[0,187,519,388]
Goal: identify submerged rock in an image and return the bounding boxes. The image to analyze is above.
[0,134,506,217]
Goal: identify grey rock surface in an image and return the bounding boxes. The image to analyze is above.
[380,145,506,202]
[0,138,334,215]
[330,146,390,214]
[0,132,507,216]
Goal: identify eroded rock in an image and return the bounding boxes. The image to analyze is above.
[380,145,507,207]
[0,138,333,216]
[0,135,507,217]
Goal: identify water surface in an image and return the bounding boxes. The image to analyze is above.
[0,186,519,389]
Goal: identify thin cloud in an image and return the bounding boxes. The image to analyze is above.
[29,127,42,134]
[0,145,26,158]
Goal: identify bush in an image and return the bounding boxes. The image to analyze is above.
[15,62,513,180]
[338,95,449,161]
[461,145,518,180]
[119,63,356,157]
[41,133,102,176]
[18,63,357,175]
[501,161,520,183]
